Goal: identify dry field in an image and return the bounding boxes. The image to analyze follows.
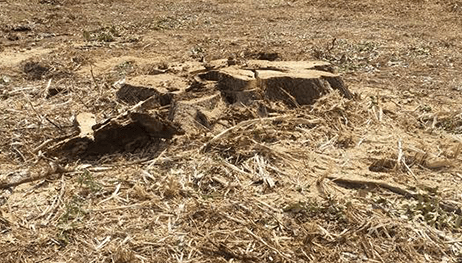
[1,0,462,262]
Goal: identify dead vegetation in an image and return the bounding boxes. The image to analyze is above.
[1,0,462,262]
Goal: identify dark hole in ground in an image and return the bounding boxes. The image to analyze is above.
[222,93,236,104]
[369,158,396,172]
[11,25,32,32]
[6,34,20,41]
[256,52,280,61]
[22,61,50,80]
[244,51,280,61]
[47,87,67,98]
[39,0,61,5]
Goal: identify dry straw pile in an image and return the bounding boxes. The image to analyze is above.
[0,59,461,263]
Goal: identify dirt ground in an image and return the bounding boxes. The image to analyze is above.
[1,0,462,262]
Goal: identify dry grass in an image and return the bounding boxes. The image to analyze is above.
[1,0,462,262]
[1,87,461,262]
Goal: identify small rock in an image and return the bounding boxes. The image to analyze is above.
[1,75,11,83]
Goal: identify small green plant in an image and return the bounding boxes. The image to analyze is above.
[409,45,431,57]
[404,192,461,230]
[56,171,100,244]
[108,25,120,37]
[77,170,102,193]
[114,61,135,77]
[437,117,462,134]
[59,195,87,225]
[82,26,120,42]
[56,195,87,245]
[356,41,377,52]
[283,198,348,224]
[190,44,206,59]
[369,95,379,107]
[420,104,432,112]
[82,30,91,41]
[152,17,179,31]
[97,32,114,42]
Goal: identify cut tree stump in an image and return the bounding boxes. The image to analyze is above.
[195,60,352,106]
[245,60,335,73]
[51,111,183,160]
[258,69,351,106]
[168,93,225,133]
[48,59,351,159]
[116,74,188,105]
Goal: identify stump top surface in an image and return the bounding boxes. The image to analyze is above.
[256,69,338,80]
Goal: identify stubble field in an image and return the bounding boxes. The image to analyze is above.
[1,0,462,262]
